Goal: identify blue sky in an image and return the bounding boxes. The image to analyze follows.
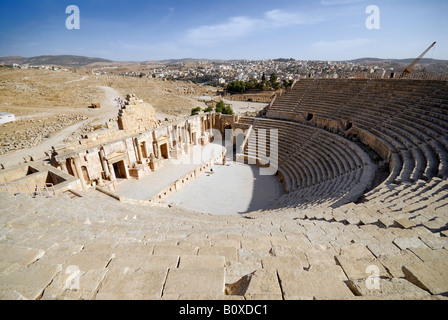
[0,0,447,61]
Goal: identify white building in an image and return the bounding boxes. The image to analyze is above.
[0,112,16,124]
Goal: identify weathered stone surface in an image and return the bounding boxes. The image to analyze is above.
[63,252,112,271]
[108,254,179,270]
[261,256,307,271]
[366,240,401,258]
[163,268,225,296]
[394,218,417,229]
[96,267,168,299]
[377,250,421,278]
[278,269,354,300]
[241,239,272,253]
[304,244,337,265]
[335,255,389,281]
[0,262,62,300]
[225,261,261,284]
[393,237,429,250]
[41,268,107,300]
[403,259,448,295]
[348,277,431,299]
[339,243,376,260]
[153,245,198,256]
[112,243,154,256]
[0,243,45,269]
[178,255,225,268]
[409,248,448,262]
[308,264,348,281]
[225,269,282,298]
[418,235,448,250]
[198,246,238,262]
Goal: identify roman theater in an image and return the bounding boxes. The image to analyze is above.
[1,76,447,300]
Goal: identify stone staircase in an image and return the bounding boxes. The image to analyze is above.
[1,189,447,300]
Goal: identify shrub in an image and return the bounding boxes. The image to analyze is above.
[191,107,202,116]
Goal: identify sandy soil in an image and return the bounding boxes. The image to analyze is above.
[0,68,219,166]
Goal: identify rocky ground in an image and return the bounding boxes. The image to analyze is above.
[0,67,219,161]
[0,114,88,155]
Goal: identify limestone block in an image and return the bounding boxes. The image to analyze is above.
[163,268,225,296]
[178,255,225,268]
[348,277,431,299]
[335,256,389,281]
[63,252,113,271]
[366,240,401,258]
[153,245,198,256]
[0,243,45,268]
[269,245,309,262]
[277,269,354,300]
[394,218,417,229]
[41,268,107,300]
[175,293,245,300]
[112,243,154,257]
[308,264,348,281]
[0,262,62,300]
[393,237,429,250]
[108,254,179,270]
[225,261,262,285]
[225,269,282,298]
[402,259,448,295]
[377,250,422,278]
[198,246,238,262]
[81,240,116,254]
[379,217,396,228]
[261,256,308,271]
[240,239,272,253]
[304,244,338,265]
[36,242,84,266]
[408,248,448,263]
[339,243,376,260]
[96,267,168,299]
[418,235,448,250]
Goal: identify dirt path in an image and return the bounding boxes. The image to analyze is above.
[0,120,89,168]
[0,86,121,168]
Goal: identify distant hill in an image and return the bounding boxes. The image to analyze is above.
[348,57,448,66]
[0,55,112,67]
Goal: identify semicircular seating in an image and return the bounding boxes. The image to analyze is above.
[239,78,448,213]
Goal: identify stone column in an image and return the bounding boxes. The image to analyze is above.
[135,138,143,164]
[99,149,110,178]
[72,156,87,188]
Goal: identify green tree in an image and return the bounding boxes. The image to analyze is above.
[203,106,214,113]
[270,73,278,86]
[191,107,202,116]
[223,106,234,115]
[215,100,226,113]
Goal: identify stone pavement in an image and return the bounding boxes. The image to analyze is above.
[1,187,447,300]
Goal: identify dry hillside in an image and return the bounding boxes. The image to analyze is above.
[0,67,218,156]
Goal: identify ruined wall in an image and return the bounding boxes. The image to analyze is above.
[118,94,158,134]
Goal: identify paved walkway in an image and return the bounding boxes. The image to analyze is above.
[166,160,283,215]
[116,143,225,201]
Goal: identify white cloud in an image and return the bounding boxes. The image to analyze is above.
[183,9,316,46]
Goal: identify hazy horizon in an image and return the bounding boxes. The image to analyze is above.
[0,0,447,61]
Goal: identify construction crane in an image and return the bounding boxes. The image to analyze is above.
[401,41,437,76]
